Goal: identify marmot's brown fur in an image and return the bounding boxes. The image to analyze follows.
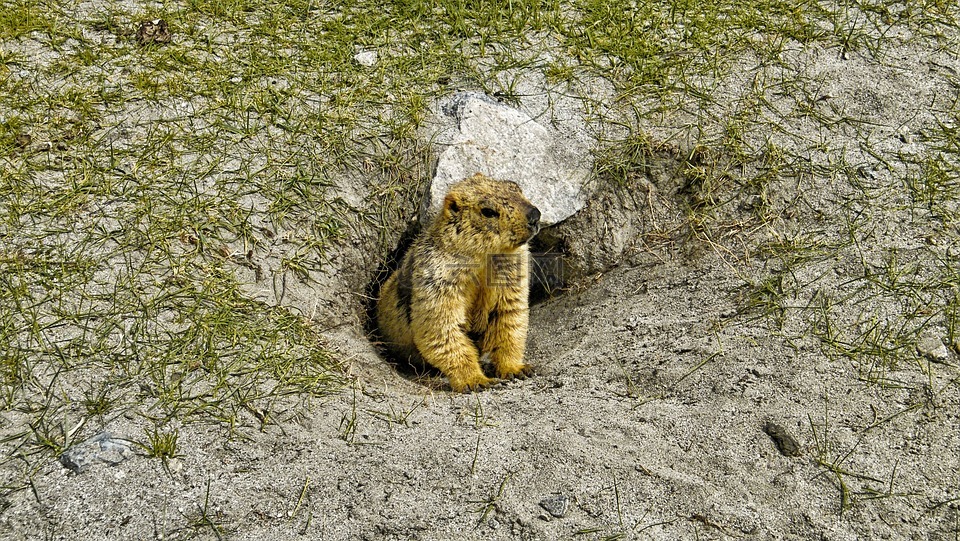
[377,174,541,392]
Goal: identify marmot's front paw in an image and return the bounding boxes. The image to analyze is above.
[449,372,494,393]
[496,362,533,380]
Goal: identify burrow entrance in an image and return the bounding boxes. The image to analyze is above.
[359,136,771,388]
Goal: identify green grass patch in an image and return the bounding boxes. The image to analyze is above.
[0,0,56,40]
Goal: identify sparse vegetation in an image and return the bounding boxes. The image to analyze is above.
[140,425,180,462]
[469,471,512,528]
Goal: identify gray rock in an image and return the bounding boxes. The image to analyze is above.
[538,493,569,518]
[917,334,950,362]
[427,93,591,226]
[60,432,136,473]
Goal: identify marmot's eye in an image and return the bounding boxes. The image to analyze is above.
[480,207,500,218]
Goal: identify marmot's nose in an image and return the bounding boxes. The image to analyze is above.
[527,206,541,228]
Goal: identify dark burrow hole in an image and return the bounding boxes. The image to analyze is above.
[362,220,426,379]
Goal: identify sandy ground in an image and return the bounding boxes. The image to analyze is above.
[3,251,957,540]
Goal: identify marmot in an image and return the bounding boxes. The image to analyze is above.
[377,174,541,392]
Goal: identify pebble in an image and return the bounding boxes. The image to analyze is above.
[762,422,801,457]
[136,19,172,46]
[166,457,184,474]
[896,125,916,144]
[538,493,569,518]
[353,50,378,67]
[60,432,136,473]
[917,334,950,362]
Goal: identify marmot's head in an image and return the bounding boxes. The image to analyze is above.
[438,174,540,253]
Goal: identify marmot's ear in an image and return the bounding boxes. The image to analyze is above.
[444,193,460,214]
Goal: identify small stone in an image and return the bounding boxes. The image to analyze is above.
[538,493,569,518]
[14,133,31,149]
[897,126,915,144]
[762,422,801,457]
[166,457,183,474]
[917,334,950,362]
[136,19,171,45]
[353,50,378,67]
[60,432,136,473]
